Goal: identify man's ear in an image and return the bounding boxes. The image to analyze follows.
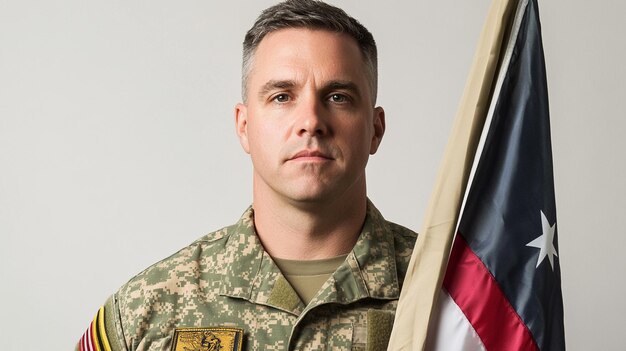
[235,103,250,154]
[369,106,386,154]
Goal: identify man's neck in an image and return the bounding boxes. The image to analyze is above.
[252,189,367,260]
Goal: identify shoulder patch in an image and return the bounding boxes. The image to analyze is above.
[77,306,113,351]
[171,327,244,351]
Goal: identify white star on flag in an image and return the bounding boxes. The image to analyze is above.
[526,210,558,270]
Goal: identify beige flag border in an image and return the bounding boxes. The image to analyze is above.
[387,0,520,350]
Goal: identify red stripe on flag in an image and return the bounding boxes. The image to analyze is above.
[443,234,539,351]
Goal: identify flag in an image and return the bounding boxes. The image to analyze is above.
[388,0,565,350]
[388,0,520,349]
[427,0,565,349]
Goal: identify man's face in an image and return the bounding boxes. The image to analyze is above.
[235,28,385,206]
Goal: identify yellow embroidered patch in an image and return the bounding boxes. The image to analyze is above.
[171,327,244,351]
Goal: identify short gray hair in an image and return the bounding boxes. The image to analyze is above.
[242,0,378,104]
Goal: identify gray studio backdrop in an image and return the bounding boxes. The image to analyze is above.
[1,0,624,350]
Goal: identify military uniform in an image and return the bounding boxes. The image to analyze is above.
[77,201,417,351]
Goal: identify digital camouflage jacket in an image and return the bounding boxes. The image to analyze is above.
[77,201,417,351]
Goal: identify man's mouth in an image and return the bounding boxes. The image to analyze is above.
[289,150,334,161]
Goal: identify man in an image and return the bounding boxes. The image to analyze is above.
[77,1,417,350]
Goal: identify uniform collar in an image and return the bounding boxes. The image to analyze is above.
[218,206,302,313]
[218,200,400,315]
[313,200,401,305]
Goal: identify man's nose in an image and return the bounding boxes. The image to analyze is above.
[295,96,329,137]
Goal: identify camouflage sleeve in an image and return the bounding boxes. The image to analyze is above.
[76,295,128,351]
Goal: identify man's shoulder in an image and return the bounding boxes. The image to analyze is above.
[120,207,255,291]
[381,219,418,286]
[386,220,418,241]
[108,221,244,346]
[386,220,417,260]
[119,222,238,293]
[100,207,259,348]
[366,200,417,256]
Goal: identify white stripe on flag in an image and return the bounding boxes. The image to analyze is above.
[426,289,486,351]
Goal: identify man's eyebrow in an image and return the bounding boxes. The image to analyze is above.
[324,81,361,98]
[257,79,362,100]
[258,80,296,99]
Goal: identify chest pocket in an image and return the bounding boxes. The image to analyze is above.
[351,309,395,351]
[291,308,396,350]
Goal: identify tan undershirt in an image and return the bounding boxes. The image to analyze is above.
[273,254,348,305]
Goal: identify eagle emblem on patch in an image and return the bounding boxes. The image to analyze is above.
[171,327,244,351]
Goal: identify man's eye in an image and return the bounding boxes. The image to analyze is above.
[329,94,348,103]
[273,94,290,103]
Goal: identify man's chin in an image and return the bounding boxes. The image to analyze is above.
[281,188,336,206]
[283,187,356,209]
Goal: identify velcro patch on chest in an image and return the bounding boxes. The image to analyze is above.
[366,309,395,351]
[171,327,244,351]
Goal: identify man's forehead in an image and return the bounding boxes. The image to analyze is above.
[249,28,367,85]
[262,29,358,56]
